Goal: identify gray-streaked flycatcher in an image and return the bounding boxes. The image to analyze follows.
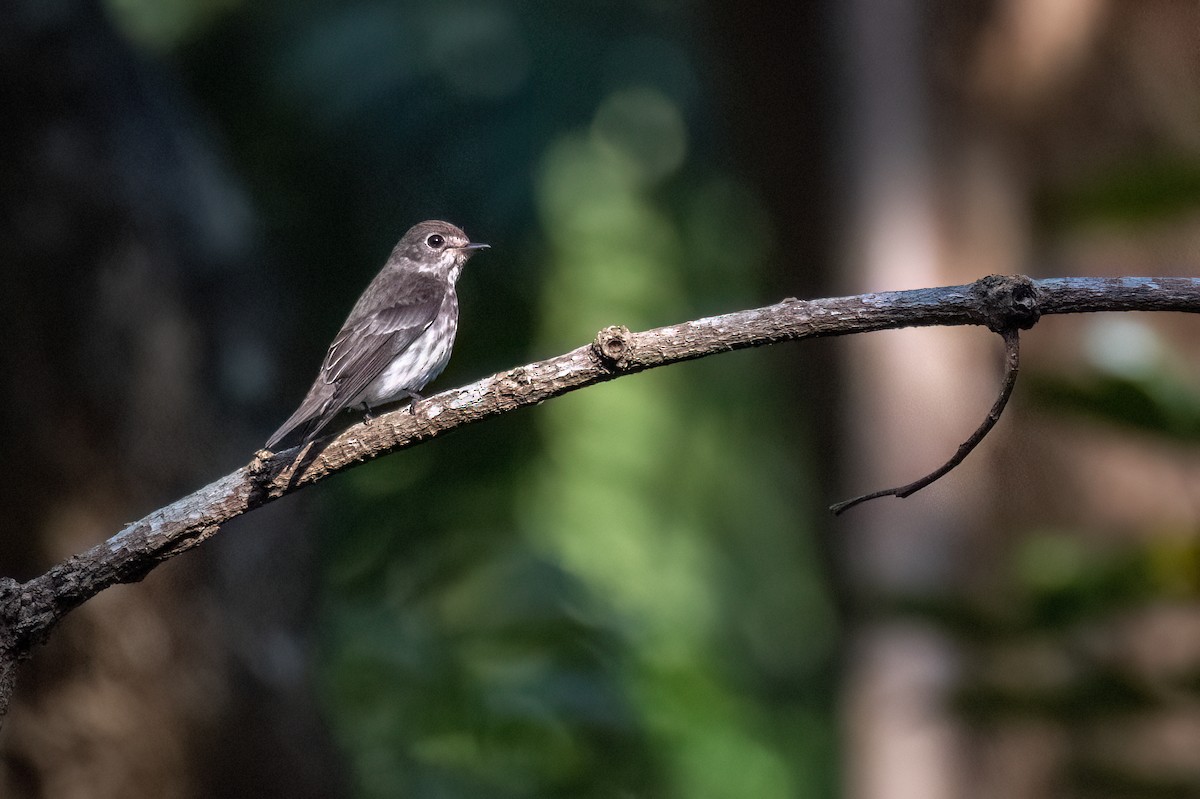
[266,220,488,449]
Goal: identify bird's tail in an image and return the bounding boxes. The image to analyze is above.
[265,391,339,450]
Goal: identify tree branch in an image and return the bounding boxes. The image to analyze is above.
[1,274,1197,719]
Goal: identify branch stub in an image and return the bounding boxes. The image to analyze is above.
[972,274,1040,332]
[593,325,634,370]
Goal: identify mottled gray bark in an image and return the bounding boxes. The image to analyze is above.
[2,273,1196,722]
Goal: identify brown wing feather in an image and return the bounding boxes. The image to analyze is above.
[265,279,444,448]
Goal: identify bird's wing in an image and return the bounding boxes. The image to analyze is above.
[265,279,444,449]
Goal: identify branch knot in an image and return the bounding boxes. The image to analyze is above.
[593,325,634,369]
[972,274,1040,332]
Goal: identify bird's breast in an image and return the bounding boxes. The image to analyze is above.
[356,296,459,407]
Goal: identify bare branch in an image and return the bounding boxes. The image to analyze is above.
[0,274,1197,722]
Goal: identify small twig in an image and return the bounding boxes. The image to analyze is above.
[830,327,1021,515]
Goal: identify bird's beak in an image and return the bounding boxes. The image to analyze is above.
[460,242,490,252]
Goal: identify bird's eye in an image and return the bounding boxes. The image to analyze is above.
[426,234,445,248]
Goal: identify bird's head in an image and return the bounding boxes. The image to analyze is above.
[397,220,489,282]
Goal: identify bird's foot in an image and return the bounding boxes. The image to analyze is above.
[405,390,424,414]
[360,404,376,425]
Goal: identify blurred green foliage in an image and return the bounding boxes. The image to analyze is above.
[1038,154,1200,231]
[905,337,1200,796]
[1029,368,1200,442]
[106,0,840,796]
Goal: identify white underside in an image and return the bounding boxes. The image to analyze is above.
[350,321,456,408]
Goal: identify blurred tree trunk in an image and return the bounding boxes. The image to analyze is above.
[709,0,848,611]
[0,1,345,795]
[835,1,986,796]
[835,1,1200,798]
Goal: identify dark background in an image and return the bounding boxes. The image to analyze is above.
[3,1,1200,797]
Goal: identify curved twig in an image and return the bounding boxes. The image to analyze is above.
[830,327,1021,515]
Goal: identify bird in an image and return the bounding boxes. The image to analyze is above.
[265,220,489,449]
